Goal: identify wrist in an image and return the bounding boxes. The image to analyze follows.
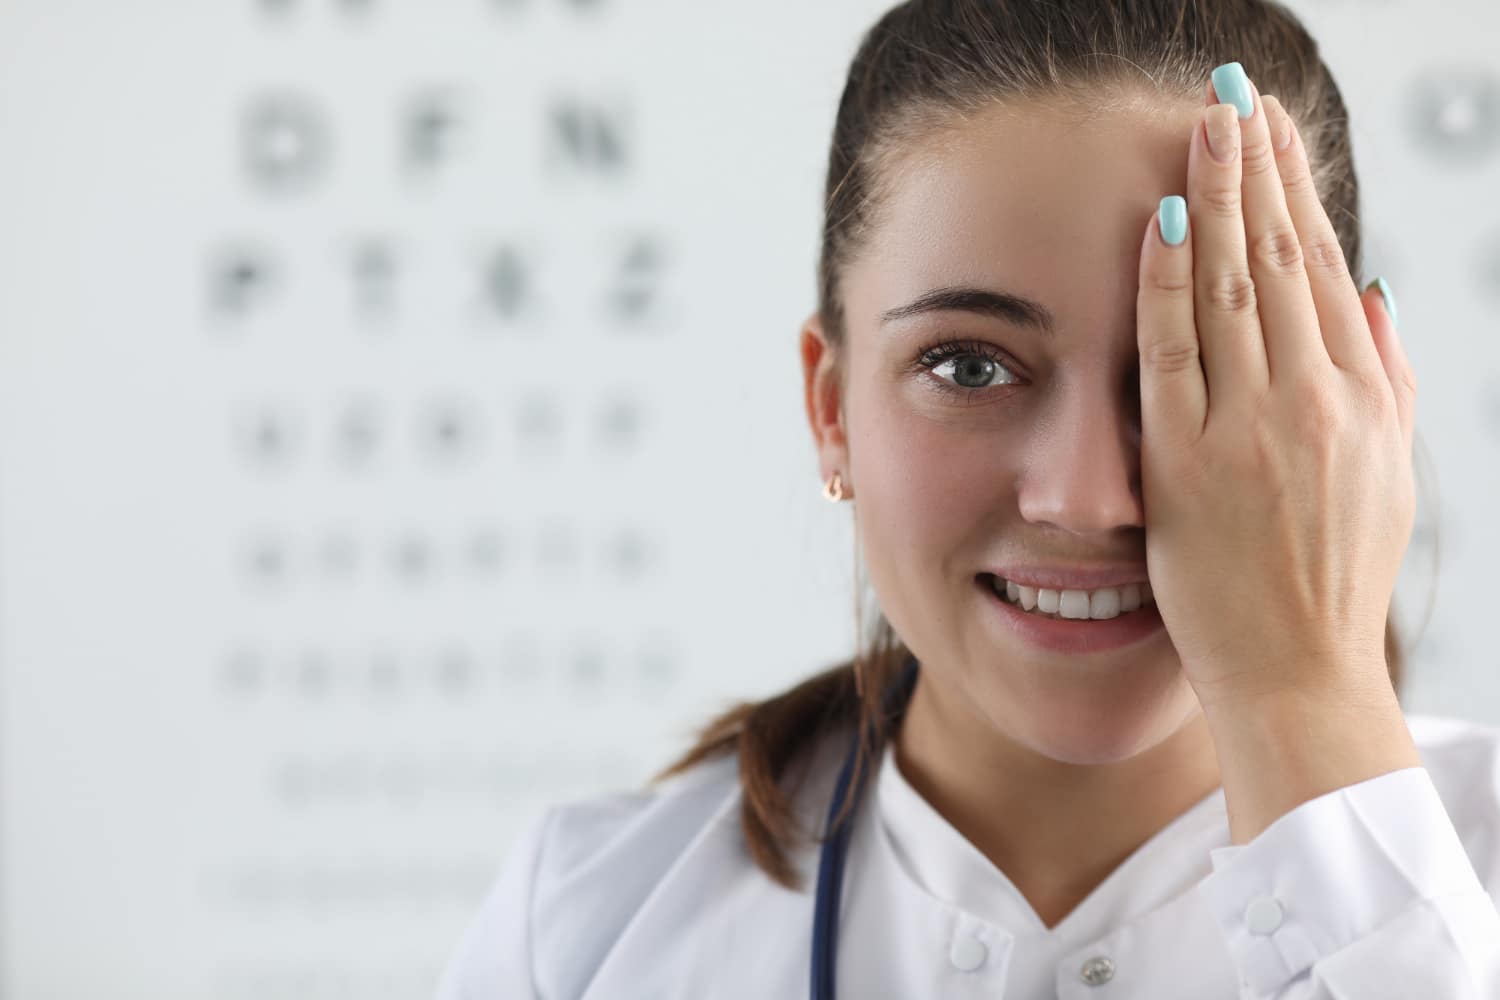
[1201,676,1422,846]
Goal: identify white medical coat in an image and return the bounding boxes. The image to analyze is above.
[437,712,1500,999]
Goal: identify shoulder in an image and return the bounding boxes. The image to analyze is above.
[437,726,851,999]
[1406,711,1500,892]
[436,803,556,1000]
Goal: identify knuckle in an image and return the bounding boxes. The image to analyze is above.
[1290,376,1343,430]
[1241,137,1278,179]
[1141,337,1201,374]
[1280,163,1318,199]
[1145,268,1193,296]
[1248,422,1281,476]
[1200,186,1241,218]
[1203,269,1258,316]
[1250,226,1305,277]
[1349,370,1393,418]
[1302,232,1351,283]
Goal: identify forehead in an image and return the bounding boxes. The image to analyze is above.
[852,97,1201,340]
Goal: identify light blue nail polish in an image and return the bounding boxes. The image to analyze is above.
[1211,61,1254,119]
[1159,195,1187,246]
[1367,276,1399,327]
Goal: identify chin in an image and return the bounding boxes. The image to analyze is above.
[1001,665,1198,766]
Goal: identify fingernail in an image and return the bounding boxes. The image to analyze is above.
[1158,195,1187,246]
[1211,61,1254,119]
[1366,276,1399,328]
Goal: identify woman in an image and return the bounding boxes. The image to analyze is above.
[438,1,1500,996]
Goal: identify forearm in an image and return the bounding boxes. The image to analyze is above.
[1201,671,1424,846]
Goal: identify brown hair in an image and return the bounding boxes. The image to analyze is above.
[650,0,1438,893]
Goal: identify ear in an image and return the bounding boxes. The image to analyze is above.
[799,310,852,496]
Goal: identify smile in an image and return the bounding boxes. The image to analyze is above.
[980,573,1155,622]
[975,574,1167,655]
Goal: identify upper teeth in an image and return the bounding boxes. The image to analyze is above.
[992,577,1154,621]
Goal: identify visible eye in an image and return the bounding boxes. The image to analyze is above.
[913,338,1025,398]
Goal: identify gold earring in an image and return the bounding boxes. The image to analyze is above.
[821,470,847,502]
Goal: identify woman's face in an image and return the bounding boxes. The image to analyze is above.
[806,97,1211,765]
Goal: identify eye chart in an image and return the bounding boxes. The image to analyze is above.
[0,0,1495,997]
[0,0,888,995]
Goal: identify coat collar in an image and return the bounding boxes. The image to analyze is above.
[860,733,1247,997]
[874,736,1230,937]
[578,722,1248,998]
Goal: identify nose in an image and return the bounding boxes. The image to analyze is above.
[1016,387,1143,536]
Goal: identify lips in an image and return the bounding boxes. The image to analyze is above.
[976,573,1154,619]
[975,573,1166,654]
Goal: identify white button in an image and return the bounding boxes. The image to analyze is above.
[1245,895,1284,935]
[949,933,987,972]
[1079,955,1115,985]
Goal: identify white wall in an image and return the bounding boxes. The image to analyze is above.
[0,0,1495,996]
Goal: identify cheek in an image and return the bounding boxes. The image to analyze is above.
[851,400,1020,555]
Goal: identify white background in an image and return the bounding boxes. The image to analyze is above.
[0,0,1497,997]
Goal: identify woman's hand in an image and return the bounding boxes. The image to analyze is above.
[1134,63,1416,717]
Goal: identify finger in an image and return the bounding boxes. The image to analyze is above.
[1190,93,1269,415]
[1361,278,1415,460]
[1259,93,1388,381]
[1229,74,1329,384]
[1138,194,1207,446]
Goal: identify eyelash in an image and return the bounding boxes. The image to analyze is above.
[913,337,1025,398]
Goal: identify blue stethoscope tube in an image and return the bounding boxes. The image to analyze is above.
[810,654,921,1000]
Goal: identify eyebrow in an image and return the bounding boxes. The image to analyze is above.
[878,285,1055,337]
